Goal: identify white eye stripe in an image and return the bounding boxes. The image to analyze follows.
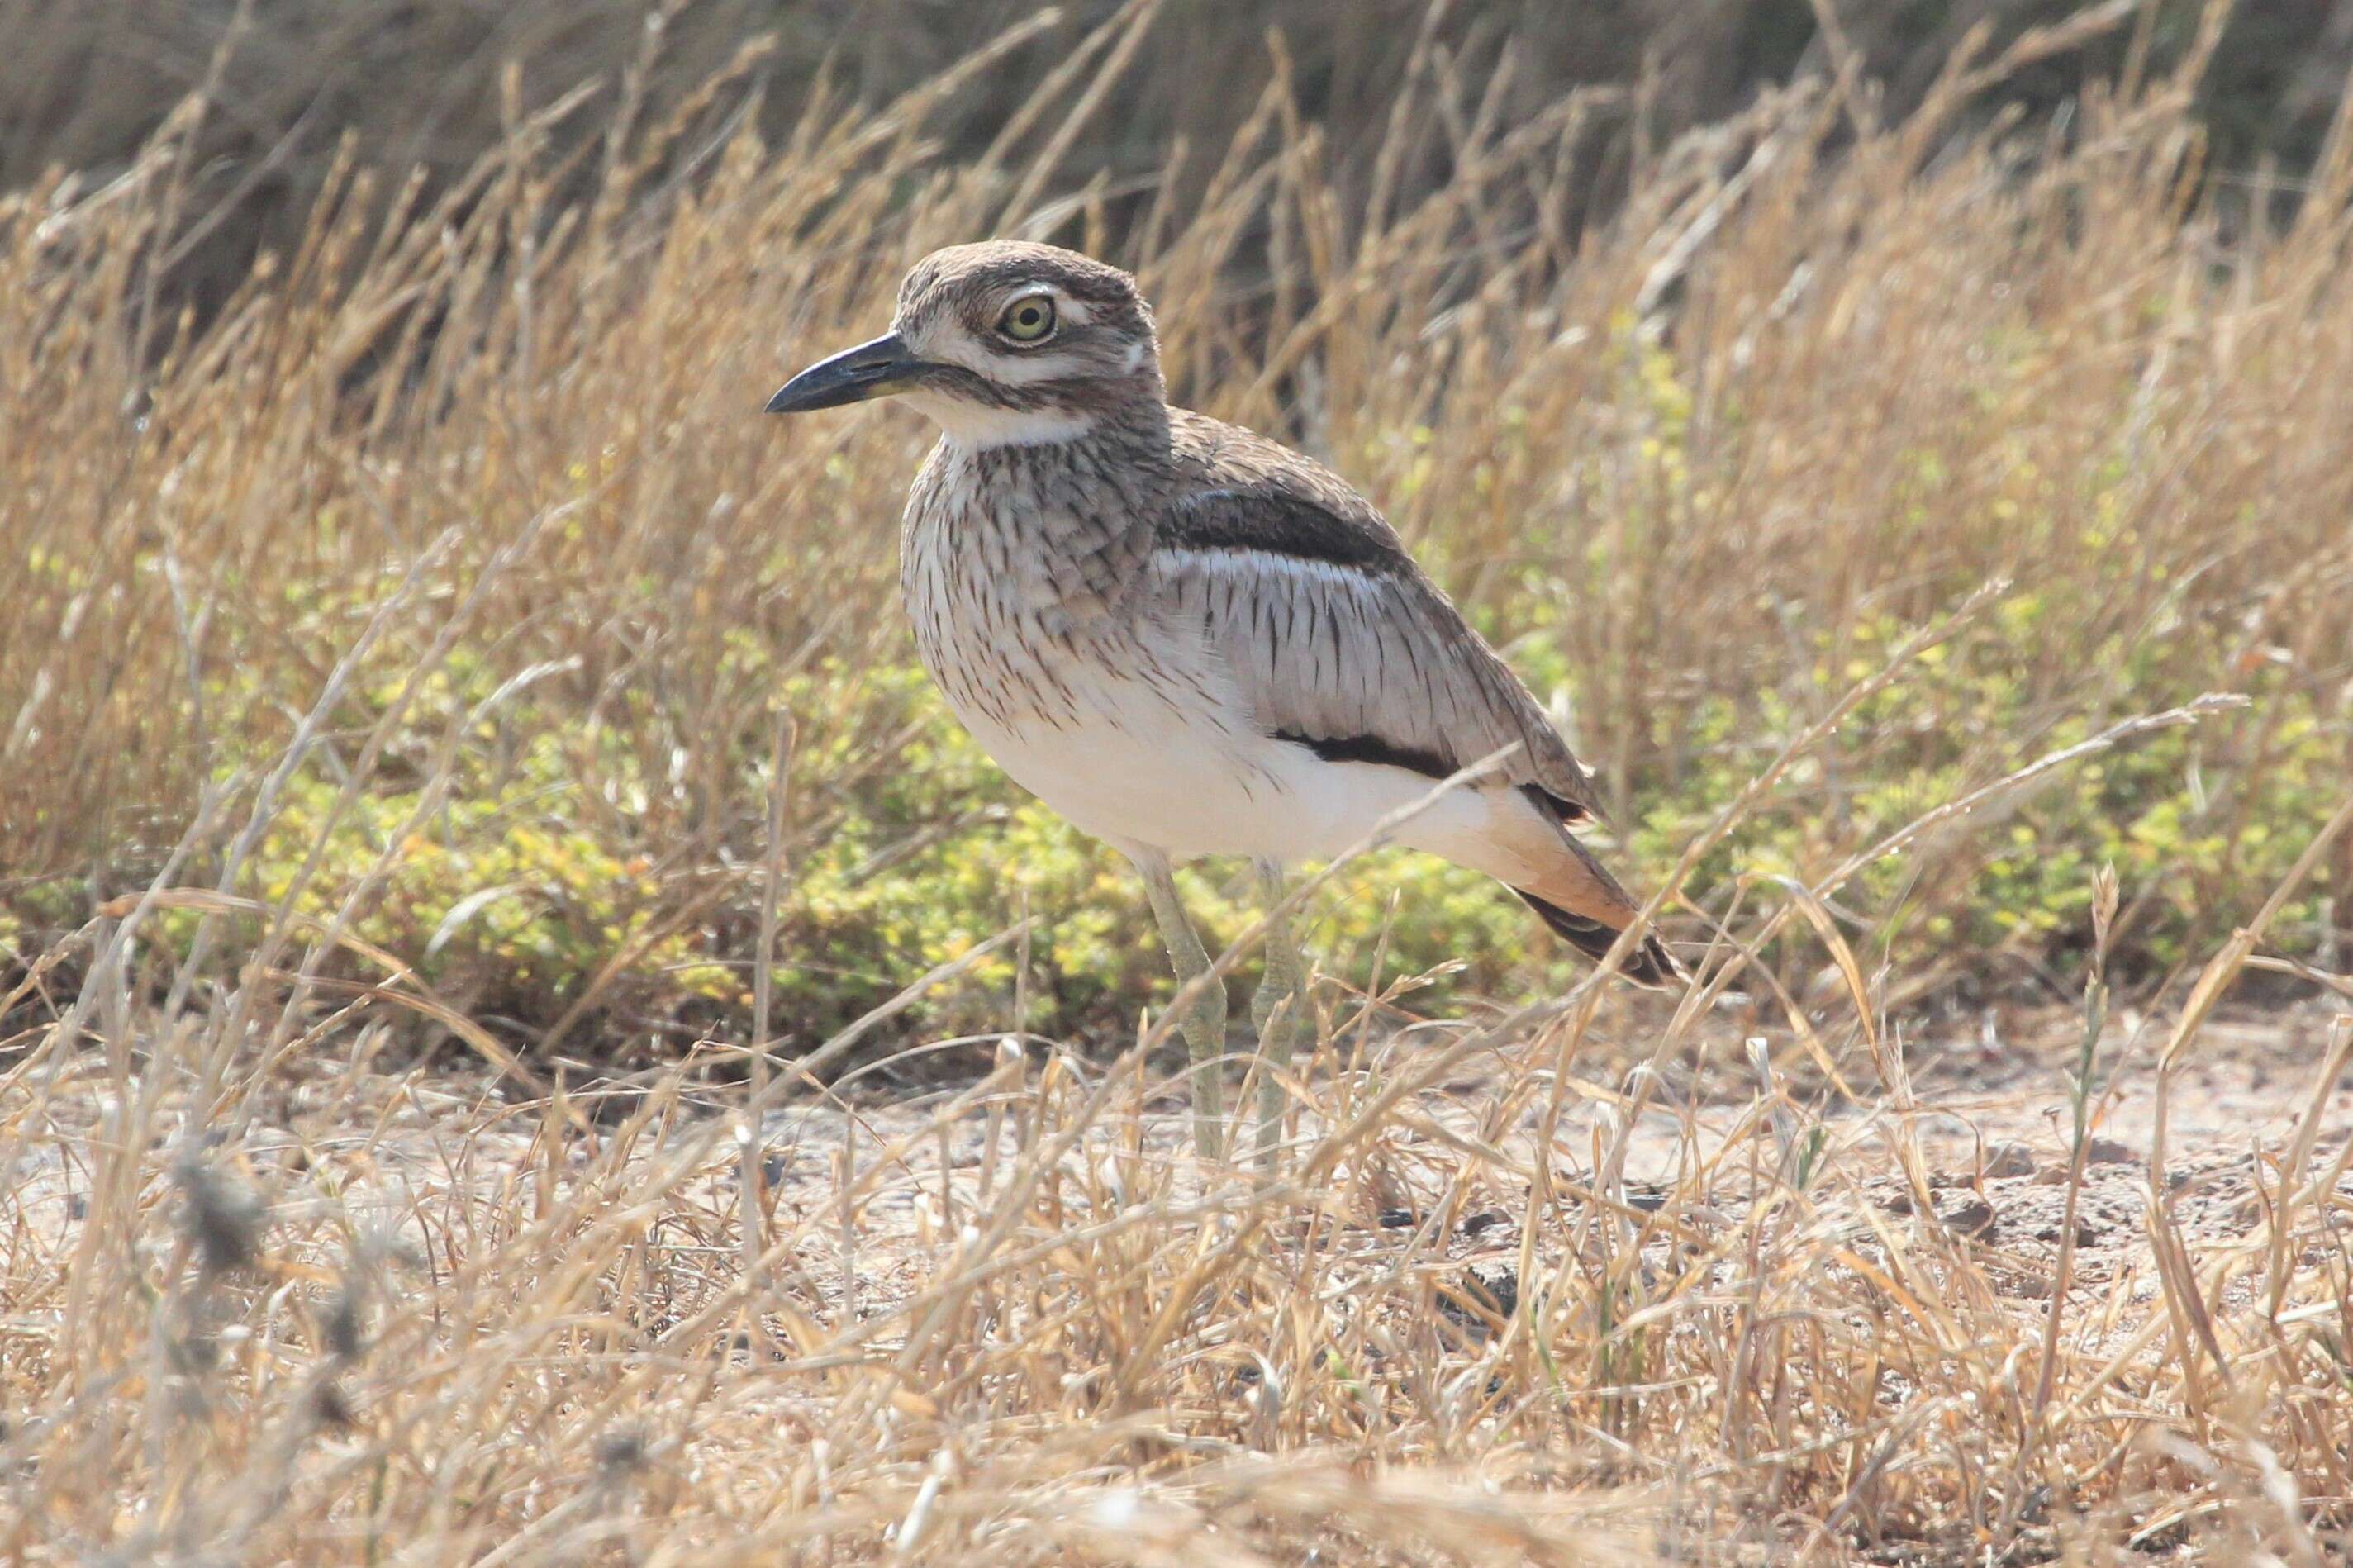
[895,284,1129,387]
[1010,288,1090,326]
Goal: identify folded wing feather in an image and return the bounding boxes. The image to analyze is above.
[1152,410,1602,825]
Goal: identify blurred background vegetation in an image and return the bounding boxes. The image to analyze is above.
[2,0,2350,1067]
[12,1,2353,328]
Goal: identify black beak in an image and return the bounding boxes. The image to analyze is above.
[764,331,925,414]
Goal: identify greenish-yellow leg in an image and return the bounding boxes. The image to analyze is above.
[1248,858,1302,1171]
[1133,850,1229,1161]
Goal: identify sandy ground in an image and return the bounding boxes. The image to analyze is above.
[14,997,2352,1285]
[10,991,2350,1305]
[7,993,2350,1563]
[677,995,2353,1334]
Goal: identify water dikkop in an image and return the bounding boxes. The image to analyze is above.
[766,240,1681,1158]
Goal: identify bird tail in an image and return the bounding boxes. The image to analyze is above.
[1402,788,1684,989]
[1514,888,1683,989]
[1508,830,1684,989]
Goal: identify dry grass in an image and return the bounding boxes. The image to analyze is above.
[27,0,2336,321]
[6,5,2353,1561]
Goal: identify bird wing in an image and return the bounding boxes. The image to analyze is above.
[1149,411,1604,824]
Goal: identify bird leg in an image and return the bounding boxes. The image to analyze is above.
[1132,850,1229,1161]
[1248,858,1302,1171]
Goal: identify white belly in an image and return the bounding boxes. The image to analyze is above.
[900,492,1501,867]
[948,663,1496,866]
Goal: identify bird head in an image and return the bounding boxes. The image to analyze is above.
[765,241,1162,448]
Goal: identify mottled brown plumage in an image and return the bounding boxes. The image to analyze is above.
[768,239,1680,993]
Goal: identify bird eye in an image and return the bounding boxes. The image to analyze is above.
[997,296,1056,343]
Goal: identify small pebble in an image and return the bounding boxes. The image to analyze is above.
[1982,1142,2036,1179]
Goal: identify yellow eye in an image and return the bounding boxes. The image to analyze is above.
[998,296,1056,343]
